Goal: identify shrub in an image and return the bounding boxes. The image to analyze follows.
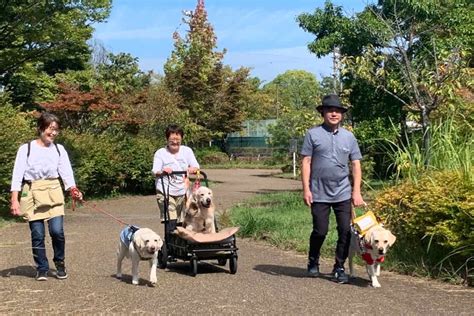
[0,101,35,213]
[195,146,229,164]
[373,170,473,283]
[201,152,229,164]
[60,132,157,196]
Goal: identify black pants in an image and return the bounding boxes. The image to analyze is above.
[308,199,352,270]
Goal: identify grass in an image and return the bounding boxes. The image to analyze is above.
[222,191,368,259]
[224,187,471,285]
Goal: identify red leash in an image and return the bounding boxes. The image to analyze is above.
[72,199,130,227]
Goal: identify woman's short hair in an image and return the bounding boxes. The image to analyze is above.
[165,124,184,139]
[37,112,61,135]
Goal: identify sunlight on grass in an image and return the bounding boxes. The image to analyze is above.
[229,192,342,257]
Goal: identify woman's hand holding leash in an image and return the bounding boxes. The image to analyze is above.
[70,187,83,212]
[70,187,83,201]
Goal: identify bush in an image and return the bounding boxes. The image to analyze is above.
[373,170,473,283]
[0,101,35,213]
[61,132,157,197]
[194,146,229,164]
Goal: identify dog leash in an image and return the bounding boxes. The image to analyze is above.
[75,199,131,227]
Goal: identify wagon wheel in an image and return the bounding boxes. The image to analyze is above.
[190,257,198,276]
[217,258,227,266]
[157,244,168,269]
[229,255,237,274]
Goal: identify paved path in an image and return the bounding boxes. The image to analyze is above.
[0,169,472,314]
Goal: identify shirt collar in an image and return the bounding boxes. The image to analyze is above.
[321,123,339,135]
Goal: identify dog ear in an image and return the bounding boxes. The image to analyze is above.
[192,190,199,204]
[134,232,145,249]
[363,230,373,245]
[387,231,396,247]
[157,235,163,248]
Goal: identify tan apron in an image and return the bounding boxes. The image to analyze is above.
[20,179,65,221]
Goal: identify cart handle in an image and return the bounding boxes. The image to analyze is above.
[157,170,209,228]
[156,170,207,180]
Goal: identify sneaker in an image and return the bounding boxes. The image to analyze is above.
[55,261,68,279]
[332,267,349,284]
[307,260,320,277]
[35,271,48,281]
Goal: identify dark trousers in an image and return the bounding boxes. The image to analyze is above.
[308,199,352,270]
[29,215,65,272]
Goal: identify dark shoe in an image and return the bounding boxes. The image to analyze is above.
[307,259,320,277]
[332,267,349,284]
[55,261,68,279]
[35,271,48,281]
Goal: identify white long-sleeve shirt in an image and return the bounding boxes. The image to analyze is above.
[10,140,76,192]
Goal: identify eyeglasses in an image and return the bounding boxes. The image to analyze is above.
[45,126,60,134]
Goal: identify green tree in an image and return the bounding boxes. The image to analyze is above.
[298,0,473,161]
[97,52,150,93]
[263,70,322,116]
[0,0,111,77]
[0,0,112,109]
[164,0,250,140]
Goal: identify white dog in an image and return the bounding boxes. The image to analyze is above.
[183,186,216,234]
[348,225,396,288]
[116,226,163,286]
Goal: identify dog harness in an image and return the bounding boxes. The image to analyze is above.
[120,225,155,261]
[351,226,385,265]
[120,225,139,248]
[361,243,385,265]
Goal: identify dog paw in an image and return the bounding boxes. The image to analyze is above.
[132,279,139,285]
[150,279,157,286]
[371,282,381,288]
[116,273,122,279]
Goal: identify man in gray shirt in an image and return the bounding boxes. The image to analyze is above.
[301,94,365,283]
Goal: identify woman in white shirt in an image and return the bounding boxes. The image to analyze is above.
[152,124,199,230]
[10,112,82,281]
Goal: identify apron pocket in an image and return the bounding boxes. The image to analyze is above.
[32,184,64,207]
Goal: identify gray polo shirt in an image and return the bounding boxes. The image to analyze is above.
[301,124,362,203]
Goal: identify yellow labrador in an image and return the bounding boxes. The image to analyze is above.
[183,186,216,234]
[348,225,396,288]
[116,226,163,286]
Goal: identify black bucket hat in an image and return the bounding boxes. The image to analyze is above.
[316,94,348,113]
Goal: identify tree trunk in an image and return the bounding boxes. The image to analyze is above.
[421,107,431,167]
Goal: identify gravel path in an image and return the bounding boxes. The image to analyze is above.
[0,169,472,315]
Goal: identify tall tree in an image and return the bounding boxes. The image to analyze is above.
[164,0,250,140]
[263,70,322,115]
[0,0,112,109]
[298,0,473,161]
[97,52,150,93]
[0,0,111,77]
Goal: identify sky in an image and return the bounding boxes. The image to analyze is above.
[93,0,366,84]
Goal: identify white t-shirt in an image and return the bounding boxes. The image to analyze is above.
[10,140,76,192]
[152,145,199,196]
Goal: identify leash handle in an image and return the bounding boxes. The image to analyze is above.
[70,187,83,212]
[351,202,368,223]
